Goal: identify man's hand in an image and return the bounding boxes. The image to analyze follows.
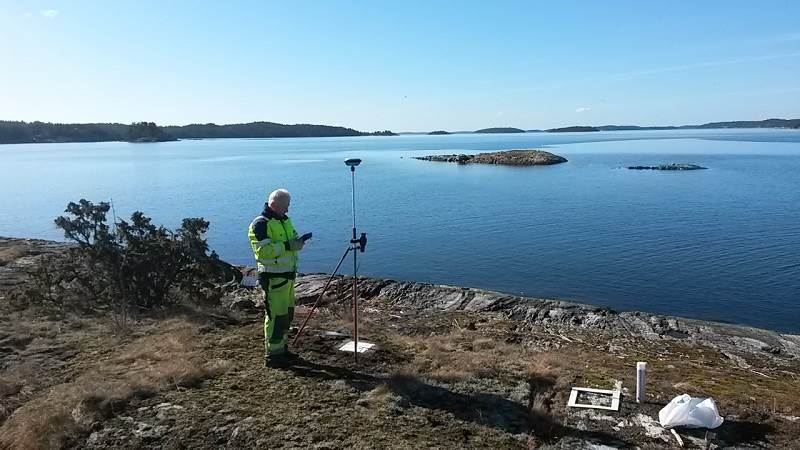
[287,238,305,251]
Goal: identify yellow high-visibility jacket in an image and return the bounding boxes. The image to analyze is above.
[248,208,299,276]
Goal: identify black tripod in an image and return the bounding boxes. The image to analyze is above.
[293,158,367,361]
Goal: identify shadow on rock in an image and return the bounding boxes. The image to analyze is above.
[284,356,379,391]
[285,357,633,447]
[716,418,776,445]
[386,373,531,434]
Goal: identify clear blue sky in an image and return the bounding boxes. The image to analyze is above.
[2,1,799,131]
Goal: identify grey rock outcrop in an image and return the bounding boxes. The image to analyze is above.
[628,164,707,170]
[292,273,800,364]
[414,149,567,166]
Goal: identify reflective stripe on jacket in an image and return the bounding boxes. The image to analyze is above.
[248,209,299,275]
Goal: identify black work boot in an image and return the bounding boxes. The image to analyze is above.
[283,346,298,360]
[264,353,291,368]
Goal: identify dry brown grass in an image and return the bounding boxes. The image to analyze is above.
[0,368,28,424]
[0,318,230,450]
[388,325,578,443]
[383,328,580,447]
[391,327,567,383]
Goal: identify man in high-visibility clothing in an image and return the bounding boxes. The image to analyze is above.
[248,188,306,367]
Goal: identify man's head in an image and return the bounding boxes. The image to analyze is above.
[267,188,291,216]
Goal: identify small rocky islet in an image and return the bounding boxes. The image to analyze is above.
[628,163,707,170]
[414,149,568,166]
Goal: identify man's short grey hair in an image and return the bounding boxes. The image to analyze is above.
[268,188,291,205]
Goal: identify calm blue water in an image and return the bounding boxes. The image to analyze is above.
[2,129,799,332]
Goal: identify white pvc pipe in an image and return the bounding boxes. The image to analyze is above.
[636,361,647,403]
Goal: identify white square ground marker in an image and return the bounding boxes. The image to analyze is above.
[567,387,621,411]
[338,340,376,353]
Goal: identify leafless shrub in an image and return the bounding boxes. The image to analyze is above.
[11,199,238,329]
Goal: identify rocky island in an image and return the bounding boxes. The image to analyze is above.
[414,149,567,166]
[428,130,450,135]
[628,163,708,170]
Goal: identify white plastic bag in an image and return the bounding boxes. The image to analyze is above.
[658,394,724,429]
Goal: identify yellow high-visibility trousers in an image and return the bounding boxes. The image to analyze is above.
[261,277,295,355]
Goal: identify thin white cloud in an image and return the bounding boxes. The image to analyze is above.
[712,86,800,98]
[575,107,591,113]
[754,31,800,44]
[41,9,59,19]
[773,32,800,42]
[509,51,800,95]
[611,52,800,80]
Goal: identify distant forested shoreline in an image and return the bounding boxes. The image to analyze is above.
[2,118,798,144]
[0,121,396,144]
[163,123,396,139]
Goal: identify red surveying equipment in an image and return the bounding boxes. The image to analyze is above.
[293,158,367,362]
